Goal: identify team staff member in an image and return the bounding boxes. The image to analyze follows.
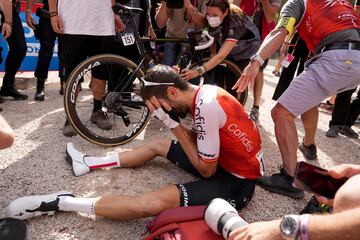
[233,0,360,199]
[3,65,264,221]
[181,0,261,91]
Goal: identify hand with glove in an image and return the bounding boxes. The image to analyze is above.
[146,97,180,130]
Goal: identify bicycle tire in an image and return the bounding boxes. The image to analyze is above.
[189,58,248,106]
[64,54,150,147]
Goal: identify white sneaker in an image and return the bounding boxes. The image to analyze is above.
[65,142,90,177]
[2,191,74,220]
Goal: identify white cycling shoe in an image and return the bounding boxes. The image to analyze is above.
[65,142,90,177]
[2,191,74,220]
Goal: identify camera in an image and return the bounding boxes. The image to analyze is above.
[204,198,248,239]
[164,0,184,9]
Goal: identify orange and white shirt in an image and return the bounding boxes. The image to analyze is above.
[192,85,264,180]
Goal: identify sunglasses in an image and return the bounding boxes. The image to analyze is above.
[140,77,175,88]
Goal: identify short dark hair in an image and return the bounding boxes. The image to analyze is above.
[140,65,189,100]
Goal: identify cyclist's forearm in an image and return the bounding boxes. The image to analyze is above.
[308,207,360,240]
[48,0,57,13]
[155,2,168,29]
[172,124,216,177]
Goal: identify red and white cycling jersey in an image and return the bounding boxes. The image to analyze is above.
[191,85,264,179]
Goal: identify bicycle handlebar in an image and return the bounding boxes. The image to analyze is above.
[194,31,214,51]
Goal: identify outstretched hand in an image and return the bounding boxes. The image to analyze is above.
[228,220,282,240]
[232,62,260,93]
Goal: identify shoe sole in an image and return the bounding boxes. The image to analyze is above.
[256,182,305,199]
[65,149,77,177]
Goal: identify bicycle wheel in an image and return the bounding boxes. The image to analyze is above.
[190,58,248,106]
[64,54,150,146]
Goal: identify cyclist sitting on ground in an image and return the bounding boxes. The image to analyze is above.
[181,0,261,84]
[3,65,264,222]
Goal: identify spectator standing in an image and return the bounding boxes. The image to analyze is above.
[48,0,125,137]
[26,0,64,101]
[233,0,360,199]
[239,0,280,122]
[0,0,28,101]
[155,0,206,66]
[272,34,318,160]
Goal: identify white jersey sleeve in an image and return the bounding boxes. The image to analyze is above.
[193,86,227,162]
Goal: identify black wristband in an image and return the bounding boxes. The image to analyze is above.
[50,11,58,17]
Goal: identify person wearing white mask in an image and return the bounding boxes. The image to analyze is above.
[181,0,261,91]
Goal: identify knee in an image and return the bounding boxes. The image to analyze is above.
[271,104,292,122]
[333,175,360,212]
[148,138,172,157]
[137,195,167,217]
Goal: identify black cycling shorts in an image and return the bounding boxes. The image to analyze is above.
[166,141,256,210]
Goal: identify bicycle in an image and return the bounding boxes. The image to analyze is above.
[64,3,248,147]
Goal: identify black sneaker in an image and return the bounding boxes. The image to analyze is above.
[300,196,333,214]
[256,168,305,199]
[299,141,317,160]
[339,126,359,139]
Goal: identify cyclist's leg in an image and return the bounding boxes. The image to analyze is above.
[67,138,172,171]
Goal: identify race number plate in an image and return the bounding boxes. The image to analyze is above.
[121,33,135,46]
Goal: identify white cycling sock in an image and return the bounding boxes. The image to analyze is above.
[84,153,120,170]
[58,196,98,215]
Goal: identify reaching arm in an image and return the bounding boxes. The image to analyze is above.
[232,27,287,93]
[0,115,15,149]
[181,41,237,81]
[155,1,168,29]
[261,0,280,24]
[184,0,206,28]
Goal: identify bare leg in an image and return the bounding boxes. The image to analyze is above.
[271,103,298,176]
[91,78,106,101]
[253,71,264,107]
[119,138,172,168]
[301,107,318,146]
[95,184,180,219]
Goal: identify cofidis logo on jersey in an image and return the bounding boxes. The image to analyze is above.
[228,123,254,152]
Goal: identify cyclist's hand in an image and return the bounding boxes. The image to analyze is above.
[180,68,199,81]
[26,12,36,30]
[232,61,260,93]
[51,15,64,34]
[146,96,180,130]
[2,22,12,39]
[115,15,125,32]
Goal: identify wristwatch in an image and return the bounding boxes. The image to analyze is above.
[280,215,300,239]
[250,53,265,66]
[195,66,206,76]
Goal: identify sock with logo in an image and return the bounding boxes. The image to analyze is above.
[83,153,121,170]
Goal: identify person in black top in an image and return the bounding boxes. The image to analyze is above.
[0,0,28,101]
[26,0,64,100]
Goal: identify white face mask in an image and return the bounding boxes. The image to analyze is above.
[207,16,222,28]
